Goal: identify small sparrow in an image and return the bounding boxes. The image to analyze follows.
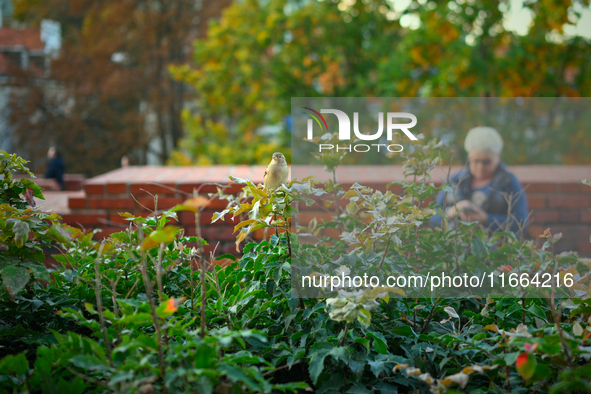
[264,152,289,191]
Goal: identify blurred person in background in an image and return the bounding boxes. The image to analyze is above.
[45,146,65,191]
[430,127,528,235]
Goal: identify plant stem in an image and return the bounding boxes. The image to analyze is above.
[93,243,113,367]
[340,323,349,346]
[332,168,344,232]
[377,237,391,273]
[194,208,207,338]
[285,221,292,257]
[156,244,164,300]
[548,236,573,366]
[138,229,169,393]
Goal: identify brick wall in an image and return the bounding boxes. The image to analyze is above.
[59,165,591,256]
[15,173,85,191]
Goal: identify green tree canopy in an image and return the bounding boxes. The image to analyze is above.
[173,0,591,166]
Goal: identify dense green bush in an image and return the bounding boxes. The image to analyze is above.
[1,147,591,393]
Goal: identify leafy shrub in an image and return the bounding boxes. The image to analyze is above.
[0,146,590,393]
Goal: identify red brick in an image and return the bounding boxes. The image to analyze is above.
[532,210,560,223]
[253,227,286,240]
[202,211,238,225]
[179,211,198,225]
[559,211,581,223]
[107,211,155,225]
[576,241,591,255]
[178,210,238,226]
[62,213,107,226]
[548,196,590,209]
[387,183,404,194]
[582,211,591,223]
[108,212,133,225]
[106,183,128,194]
[324,227,341,239]
[68,197,88,209]
[560,183,580,193]
[203,226,236,242]
[527,225,545,238]
[219,243,239,255]
[179,183,244,195]
[207,197,235,210]
[94,227,125,239]
[85,183,105,195]
[129,183,177,195]
[527,196,546,209]
[135,196,183,211]
[296,212,336,226]
[89,197,134,210]
[523,182,559,193]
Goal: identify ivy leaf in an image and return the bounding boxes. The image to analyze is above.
[367,332,388,354]
[368,359,386,377]
[219,364,258,390]
[47,224,73,244]
[329,346,352,365]
[308,344,331,384]
[2,265,30,296]
[21,260,50,281]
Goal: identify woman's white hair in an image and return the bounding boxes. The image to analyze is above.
[464,126,503,155]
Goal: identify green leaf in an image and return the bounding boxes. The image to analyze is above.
[46,224,73,244]
[368,359,386,378]
[504,352,519,366]
[329,346,352,365]
[532,363,551,381]
[11,220,29,248]
[0,352,29,376]
[2,265,29,296]
[357,308,371,328]
[354,337,370,353]
[309,344,331,384]
[20,260,50,281]
[69,354,109,371]
[346,201,359,215]
[471,238,488,259]
[219,364,258,390]
[527,304,547,322]
[367,332,388,354]
[346,382,373,394]
[20,178,44,199]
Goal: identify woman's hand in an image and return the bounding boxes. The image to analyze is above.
[446,200,488,224]
[445,200,472,219]
[461,205,488,224]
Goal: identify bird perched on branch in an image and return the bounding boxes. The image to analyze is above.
[264,152,289,191]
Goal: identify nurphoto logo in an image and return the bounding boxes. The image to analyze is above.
[302,107,418,153]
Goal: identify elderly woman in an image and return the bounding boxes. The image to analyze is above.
[430,127,528,234]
